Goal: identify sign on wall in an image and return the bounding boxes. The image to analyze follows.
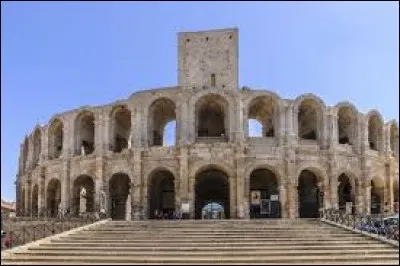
[181,202,190,213]
[270,195,279,201]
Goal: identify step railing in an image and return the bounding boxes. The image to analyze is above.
[1,214,103,250]
[321,208,399,242]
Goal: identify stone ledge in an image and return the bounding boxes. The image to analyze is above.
[320,218,399,248]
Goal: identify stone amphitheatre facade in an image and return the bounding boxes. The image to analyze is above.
[16,28,399,220]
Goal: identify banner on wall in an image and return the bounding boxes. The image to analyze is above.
[251,191,261,205]
[181,202,190,213]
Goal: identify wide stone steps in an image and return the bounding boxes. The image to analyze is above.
[2,219,398,265]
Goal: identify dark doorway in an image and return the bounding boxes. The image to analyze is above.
[298,170,321,218]
[109,173,130,220]
[148,170,175,219]
[195,169,230,219]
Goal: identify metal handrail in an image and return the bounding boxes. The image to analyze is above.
[321,208,399,242]
[1,215,101,250]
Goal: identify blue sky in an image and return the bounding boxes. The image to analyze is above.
[1,2,398,201]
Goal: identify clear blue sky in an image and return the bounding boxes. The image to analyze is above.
[1,2,399,201]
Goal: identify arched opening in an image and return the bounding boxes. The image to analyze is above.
[32,184,39,217]
[72,175,95,215]
[163,121,176,146]
[298,99,322,141]
[148,98,176,146]
[111,106,131,153]
[195,168,230,219]
[46,179,61,218]
[337,174,355,214]
[247,96,277,138]
[75,111,95,155]
[249,169,280,218]
[32,128,42,168]
[337,106,357,145]
[22,138,29,173]
[298,170,323,218]
[148,170,175,219]
[48,119,63,160]
[368,113,383,151]
[196,94,229,140]
[248,119,262,137]
[109,173,130,220]
[390,123,399,158]
[371,178,383,214]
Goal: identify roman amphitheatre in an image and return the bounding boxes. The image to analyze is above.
[15,28,399,221]
[4,27,399,265]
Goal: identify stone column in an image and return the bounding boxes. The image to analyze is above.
[243,170,250,219]
[279,184,287,218]
[103,110,111,152]
[38,167,45,217]
[277,102,286,146]
[179,147,189,212]
[330,176,338,209]
[364,183,371,215]
[27,181,32,216]
[236,155,246,219]
[41,127,49,163]
[95,156,104,213]
[287,181,297,219]
[328,109,338,148]
[285,101,296,146]
[94,111,104,155]
[132,150,142,220]
[230,175,237,219]
[61,161,70,212]
[24,182,29,216]
[188,175,195,219]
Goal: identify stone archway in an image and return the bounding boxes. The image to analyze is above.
[148,169,175,219]
[72,175,95,215]
[337,173,355,214]
[109,173,130,220]
[298,170,323,218]
[46,179,61,218]
[249,169,280,218]
[195,169,230,219]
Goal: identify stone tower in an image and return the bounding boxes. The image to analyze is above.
[178,28,239,90]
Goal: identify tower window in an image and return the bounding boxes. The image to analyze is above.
[206,37,209,41]
[211,73,216,87]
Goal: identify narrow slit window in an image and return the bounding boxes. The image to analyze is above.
[211,73,216,87]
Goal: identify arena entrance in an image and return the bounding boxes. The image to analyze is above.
[109,173,130,220]
[298,170,323,218]
[249,169,281,218]
[148,170,175,219]
[195,169,230,219]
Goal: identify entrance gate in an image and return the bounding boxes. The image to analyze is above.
[201,202,225,219]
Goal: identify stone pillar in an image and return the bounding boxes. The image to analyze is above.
[277,102,286,146]
[95,157,104,213]
[243,170,250,219]
[179,147,189,213]
[330,176,338,209]
[236,155,246,219]
[94,111,104,155]
[230,174,237,219]
[24,182,29,216]
[364,183,371,215]
[355,182,363,214]
[188,176,195,219]
[132,150,142,220]
[279,184,287,218]
[285,101,296,146]
[41,127,49,163]
[27,181,32,216]
[61,161,70,212]
[63,118,73,158]
[287,181,297,219]
[328,109,338,148]
[38,167,45,217]
[103,111,111,152]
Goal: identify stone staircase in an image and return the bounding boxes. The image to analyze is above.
[1,219,399,265]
